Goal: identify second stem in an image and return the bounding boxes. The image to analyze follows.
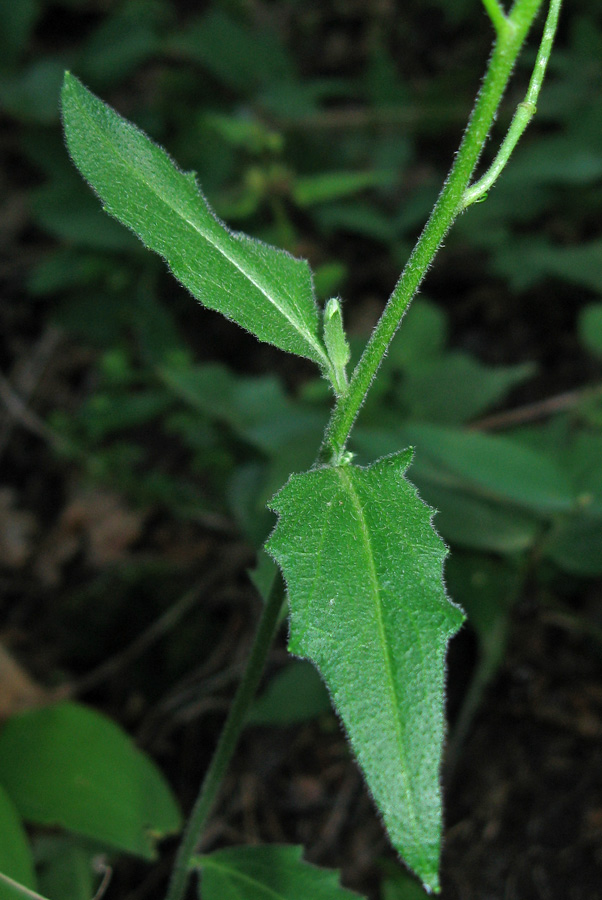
[323,0,544,461]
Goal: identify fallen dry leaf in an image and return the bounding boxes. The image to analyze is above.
[35,484,148,584]
[0,642,50,722]
[63,487,146,566]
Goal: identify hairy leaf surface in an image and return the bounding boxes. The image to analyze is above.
[61,73,329,369]
[266,451,464,892]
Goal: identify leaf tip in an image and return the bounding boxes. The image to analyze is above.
[396,847,441,895]
[60,71,83,124]
[61,69,77,98]
[421,874,441,895]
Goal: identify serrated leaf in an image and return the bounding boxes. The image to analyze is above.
[60,73,329,370]
[266,452,464,892]
[193,845,364,900]
[0,702,181,859]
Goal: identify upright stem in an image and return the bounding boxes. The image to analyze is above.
[322,0,544,462]
[165,575,286,900]
[165,5,555,897]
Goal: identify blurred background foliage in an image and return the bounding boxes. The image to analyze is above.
[1,0,602,897]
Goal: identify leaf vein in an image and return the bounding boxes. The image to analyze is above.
[336,466,423,851]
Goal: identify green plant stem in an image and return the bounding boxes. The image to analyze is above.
[462,0,563,208]
[165,575,286,900]
[322,0,545,463]
[481,0,509,35]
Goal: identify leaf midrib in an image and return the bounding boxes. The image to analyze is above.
[336,466,424,863]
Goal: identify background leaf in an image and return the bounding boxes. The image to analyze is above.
[0,785,35,889]
[292,170,394,208]
[380,862,430,899]
[194,845,364,900]
[0,702,181,859]
[545,514,602,576]
[0,0,40,69]
[34,837,98,900]
[400,423,575,516]
[165,9,294,96]
[579,303,602,359]
[247,660,332,726]
[411,480,541,553]
[267,452,464,892]
[399,354,534,425]
[159,362,327,455]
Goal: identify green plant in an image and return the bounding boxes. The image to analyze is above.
[1,1,570,898]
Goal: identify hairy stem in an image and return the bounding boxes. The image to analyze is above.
[165,575,286,900]
[322,0,545,462]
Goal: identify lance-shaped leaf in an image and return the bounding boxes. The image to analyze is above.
[266,451,464,893]
[60,73,330,370]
